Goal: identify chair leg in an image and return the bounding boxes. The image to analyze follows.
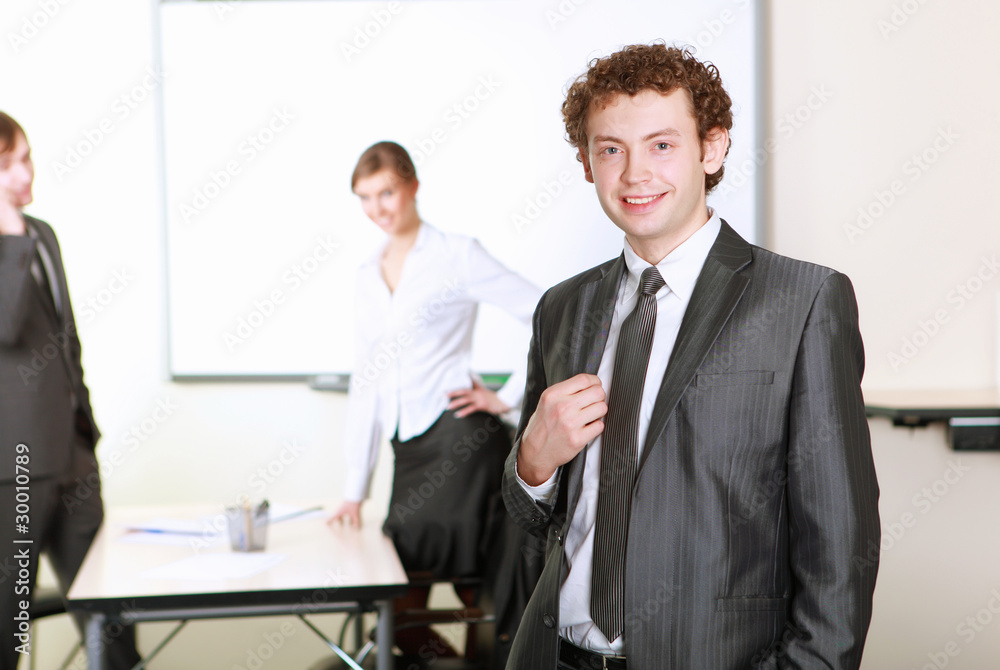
[454,586,478,661]
[393,586,460,658]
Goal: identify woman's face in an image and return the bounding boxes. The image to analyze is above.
[353,168,419,237]
[0,132,35,209]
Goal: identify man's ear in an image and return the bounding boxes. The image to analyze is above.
[702,127,729,175]
[579,147,594,184]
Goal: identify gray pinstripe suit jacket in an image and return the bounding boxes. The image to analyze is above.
[0,215,98,483]
[502,221,880,669]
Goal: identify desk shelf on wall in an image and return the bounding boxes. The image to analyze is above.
[864,389,1000,450]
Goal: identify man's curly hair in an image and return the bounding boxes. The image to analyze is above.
[562,43,733,194]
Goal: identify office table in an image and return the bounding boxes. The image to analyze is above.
[66,504,408,670]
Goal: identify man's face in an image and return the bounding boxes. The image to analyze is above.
[0,131,34,209]
[352,168,419,237]
[579,88,727,263]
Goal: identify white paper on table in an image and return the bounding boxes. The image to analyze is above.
[140,553,287,581]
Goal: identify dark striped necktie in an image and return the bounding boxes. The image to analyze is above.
[31,246,58,314]
[591,265,665,642]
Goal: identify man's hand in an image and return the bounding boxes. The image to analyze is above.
[517,373,606,486]
[446,378,510,418]
[327,500,362,528]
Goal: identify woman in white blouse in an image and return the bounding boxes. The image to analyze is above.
[329,141,542,660]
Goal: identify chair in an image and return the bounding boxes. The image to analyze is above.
[391,572,494,665]
[315,573,496,670]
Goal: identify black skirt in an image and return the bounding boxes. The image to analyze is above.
[382,410,509,578]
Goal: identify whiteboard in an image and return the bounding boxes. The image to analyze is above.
[158,0,761,377]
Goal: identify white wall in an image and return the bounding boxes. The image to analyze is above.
[3,0,999,667]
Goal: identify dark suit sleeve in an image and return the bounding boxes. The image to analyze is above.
[0,234,38,346]
[502,293,560,540]
[776,272,880,668]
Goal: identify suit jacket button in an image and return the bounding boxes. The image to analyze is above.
[542,614,556,628]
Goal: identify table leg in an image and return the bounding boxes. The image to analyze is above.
[375,600,394,670]
[84,612,106,670]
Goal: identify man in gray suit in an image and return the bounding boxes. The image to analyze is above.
[0,112,140,669]
[503,44,880,669]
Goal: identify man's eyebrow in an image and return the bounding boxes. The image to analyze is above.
[592,128,683,144]
[644,128,682,141]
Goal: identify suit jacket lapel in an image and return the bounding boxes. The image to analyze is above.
[23,220,62,326]
[638,221,753,471]
[563,254,625,519]
[25,218,81,391]
[572,254,624,376]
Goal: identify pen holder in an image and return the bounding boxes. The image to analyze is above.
[225,502,269,552]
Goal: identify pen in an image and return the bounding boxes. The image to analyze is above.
[269,505,324,524]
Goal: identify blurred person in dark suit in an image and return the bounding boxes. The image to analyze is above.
[0,111,140,669]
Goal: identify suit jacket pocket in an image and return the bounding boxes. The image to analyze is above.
[716,595,787,612]
[695,370,774,387]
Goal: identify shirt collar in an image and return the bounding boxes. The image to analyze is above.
[621,208,722,303]
[363,220,431,269]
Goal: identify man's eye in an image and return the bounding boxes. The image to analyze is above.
[603,147,619,155]
[656,142,670,150]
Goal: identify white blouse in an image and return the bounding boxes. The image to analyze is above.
[341,222,542,502]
